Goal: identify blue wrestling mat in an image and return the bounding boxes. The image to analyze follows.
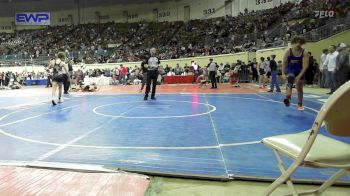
[0,93,349,183]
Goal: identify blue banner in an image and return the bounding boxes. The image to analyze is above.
[15,12,51,26]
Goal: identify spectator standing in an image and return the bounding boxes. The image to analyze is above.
[249,59,258,83]
[257,57,267,88]
[0,72,3,86]
[140,61,148,92]
[335,43,350,89]
[218,63,225,83]
[119,64,127,85]
[192,61,199,77]
[319,49,329,88]
[277,60,283,85]
[323,45,339,94]
[265,57,271,78]
[305,52,316,87]
[63,59,73,94]
[268,54,281,92]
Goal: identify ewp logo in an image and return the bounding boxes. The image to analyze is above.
[15,13,51,26]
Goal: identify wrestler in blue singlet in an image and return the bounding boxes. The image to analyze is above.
[286,48,305,90]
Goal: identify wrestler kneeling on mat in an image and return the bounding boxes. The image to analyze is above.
[144,48,160,101]
[282,36,310,111]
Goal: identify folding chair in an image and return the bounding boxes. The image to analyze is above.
[262,81,350,196]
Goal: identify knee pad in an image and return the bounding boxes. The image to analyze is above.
[286,74,295,90]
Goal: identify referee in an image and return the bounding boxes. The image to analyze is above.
[208,58,218,89]
[144,48,160,100]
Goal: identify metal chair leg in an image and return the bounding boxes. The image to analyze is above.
[263,150,300,196]
[280,168,350,196]
[316,169,349,195]
[273,150,299,196]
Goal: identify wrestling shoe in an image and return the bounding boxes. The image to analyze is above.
[283,98,291,107]
[297,104,305,111]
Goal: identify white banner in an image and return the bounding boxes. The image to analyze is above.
[15,12,51,26]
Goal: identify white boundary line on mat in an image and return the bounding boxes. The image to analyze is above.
[0,94,319,153]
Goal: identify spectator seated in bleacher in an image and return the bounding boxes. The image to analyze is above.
[1,0,346,65]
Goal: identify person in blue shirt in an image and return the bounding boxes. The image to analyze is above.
[268,54,281,93]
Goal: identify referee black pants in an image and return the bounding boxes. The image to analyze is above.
[47,75,52,87]
[63,74,70,93]
[209,71,217,88]
[145,69,159,98]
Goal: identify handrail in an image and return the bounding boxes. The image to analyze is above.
[303,15,350,42]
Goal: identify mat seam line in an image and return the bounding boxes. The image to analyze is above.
[203,94,229,176]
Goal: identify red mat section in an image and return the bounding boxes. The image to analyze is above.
[95,84,258,94]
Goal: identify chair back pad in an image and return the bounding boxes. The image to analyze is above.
[324,81,350,137]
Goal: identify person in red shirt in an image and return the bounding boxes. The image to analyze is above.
[119,64,127,85]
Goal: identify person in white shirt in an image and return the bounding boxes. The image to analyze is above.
[323,45,339,94]
[192,61,199,77]
[167,70,175,76]
[319,49,329,88]
[47,52,69,105]
[191,61,198,70]
[218,63,225,83]
[257,57,268,88]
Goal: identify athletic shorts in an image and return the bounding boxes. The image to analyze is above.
[287,71,304,81]
[52,76,64,83]
[266,71,271,77]
[259,68,266,75]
